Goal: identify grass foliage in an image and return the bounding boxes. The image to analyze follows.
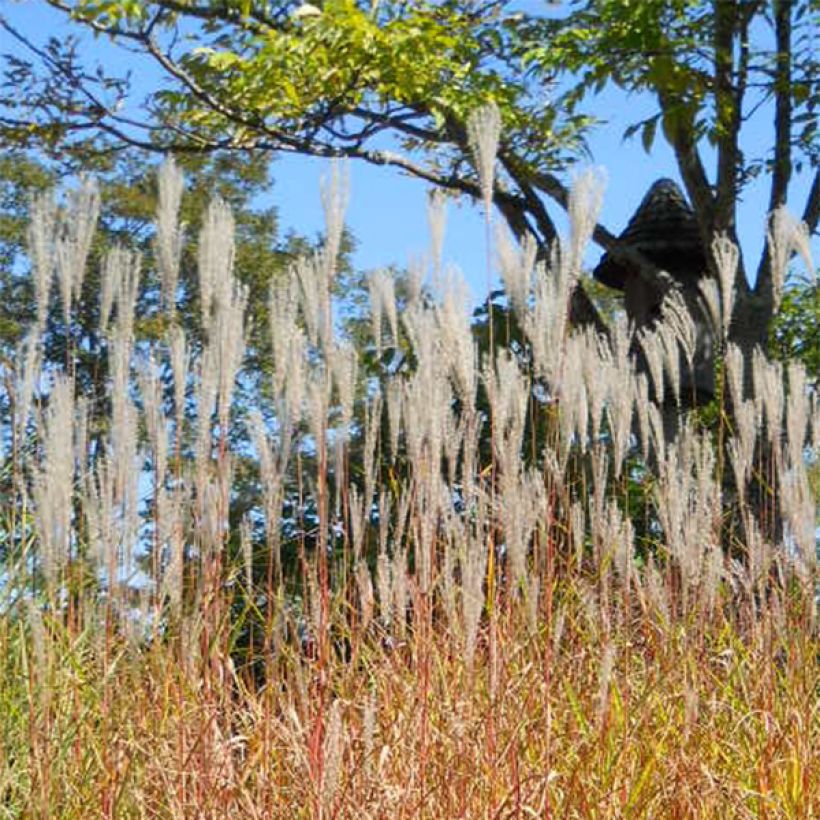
[0,156,817,817]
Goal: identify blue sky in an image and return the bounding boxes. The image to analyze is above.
[2,0,817,301]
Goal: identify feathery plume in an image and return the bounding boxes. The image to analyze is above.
[198,197,235,333]
[767,207,814,309]
[28,192,57,331]
[752,348,783,449]
[32,375,75,586]
[785,361,809,470]
[724,342,745,411]
[60,177,100,305]
[467,101,502,213]
[711,233,738,338]
[320,161,350,279]
[169,325,189,426]
[496,223,536,316]
[155,158,185,314]
[427,188,448,276]
[566,168,606,276]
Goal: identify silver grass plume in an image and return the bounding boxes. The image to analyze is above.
[501,469,543,597]
[648,402,666,465]
[607,500,634,587]
[376,493,392,627]
[752,348,783,451]
[780,464,816,575]
[606,317,634,477]
[56,177,100,323]
[32,375,74,586]
[584,332,611,441]
[268,275,301,396]
[83,455,117,581]
[74,397,89,479]
[198,197,235,333]
[405,253,424,308]
[438,267,477,406]
[138,353,169,490]
[661,288,697,381]
[330,341,358,442]
[295,254,332,352]
[194,342,219,474]
[155,158,185,314]
[15,330,41,448]
[169,325,189,428]
[659,323,682,407]
[248,409,287,579]
[466,101,502,214]
[158,487,187,615]
[320,161,349,279]
[729,399,757,499]
[283,329,307,430]
[561,333,589,455]
[566,168,605,277]
[767,207,814,310]
[697,277,722,342]
[485,350,528,476]
[368,269,398,352]
[368,272,384,356]
[785,361,809,471]
[348,485,366,564]
[634,372,651,461]
[639,327,666,404]
[386,378,402,460]
[362,392,382,508]
[496,223,536,317]
[27,192,57,331]
[440,507,461,632]
[214,281,248,432]
[462,489,490,669]
[724,342,745,412]
[391,492,411,638]
[100,246,141,341]
[427,187,448,276]
[711,233,739,339]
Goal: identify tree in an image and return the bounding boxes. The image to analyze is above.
[525,0,818,364]
[1,1,817,388]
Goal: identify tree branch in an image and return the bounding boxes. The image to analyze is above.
[769,0,793,213]
[801,168,819,237]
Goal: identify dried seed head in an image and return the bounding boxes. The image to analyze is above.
[427,188,448,276]
[320,161,350,279]
[767,207,814,310]
[496,223,536,316]
[566,168,606,275]
[467,101,502,214]
[155,158,185,314]
[28,192,57,331]
[711,233,738,338]
[198,197,235,333]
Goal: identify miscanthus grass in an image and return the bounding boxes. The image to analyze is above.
[0,158,817,818]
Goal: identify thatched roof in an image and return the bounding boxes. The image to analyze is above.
[594,178,707,291]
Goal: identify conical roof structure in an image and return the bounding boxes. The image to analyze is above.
[594,178,707,290]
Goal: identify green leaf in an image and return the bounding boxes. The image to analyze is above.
[641,115,658,153]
